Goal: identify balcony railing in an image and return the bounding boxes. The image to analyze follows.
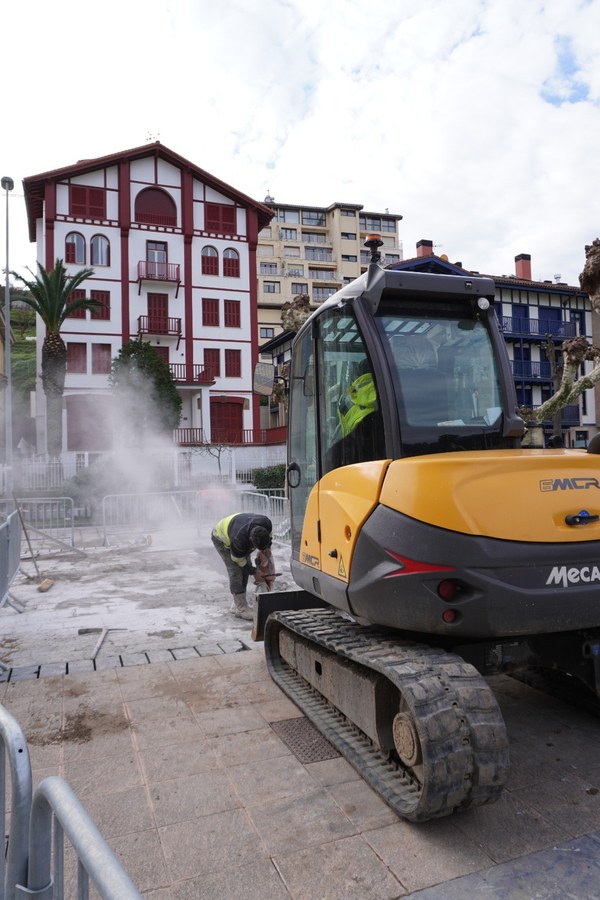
[173,425,287,447]
[169,364,215,384]
[511,360,553,379]
[531,404,581,427]
[138,315,182,337]
[135,212,177,227]
[501,317,576,338]
[137,260,181,283]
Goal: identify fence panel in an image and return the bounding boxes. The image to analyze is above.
[102,491,200,544]
[20,776,141,899]
[0,512,22,612]
[0,705,32,900]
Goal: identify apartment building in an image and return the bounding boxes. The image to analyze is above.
[391,243,596,448]
[256,199,403,341]
[22,143,273,459]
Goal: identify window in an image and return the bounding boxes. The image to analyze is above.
[204,348,220,377]
[309,268,336,280]
[384,254,401,265]
[202,298,219,327]
[90,235,110,266]
[65,289,86,319]
[223,248,240,278]
[205,202,236,234]
[90,290,110,320]
[260,263,278,274]
[65,233,85,265]
[91,344,112,374]
[302,233,327,244]
[341,233,357,240]
[258,244,274,256]
[278,209,299,223]
[224,300,241,328]
[313,287,337,302]
[260,327,275,339]
[302,210,326,226]
[340,209,356,217]
[134,188,176,227]
[359,215,396,233]
[305,248,332,261]
[225,349,241,377]
[146,240,168,278]
[292,283,308,294]
[288,267,304,277]
[284,246,301,258]
[263,281,280,293]
[69,185,106,219]
[259,228,272,239]
[342,255,358,263]
[67,343,87,373]
[201,246,219,276]
[280,228,297,240]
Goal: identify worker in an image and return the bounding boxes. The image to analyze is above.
[337,371,378,437]
[211,513,273,620]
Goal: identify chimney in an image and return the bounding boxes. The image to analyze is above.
[515,253,532,281]
[416,239,434,258]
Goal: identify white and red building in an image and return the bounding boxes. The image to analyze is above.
[23,142,273,460]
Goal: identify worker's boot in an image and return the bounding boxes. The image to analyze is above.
[231,593,253,621]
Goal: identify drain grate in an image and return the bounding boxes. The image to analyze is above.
[270,716,340,763]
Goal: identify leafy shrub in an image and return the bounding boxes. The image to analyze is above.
[253,464,286,490]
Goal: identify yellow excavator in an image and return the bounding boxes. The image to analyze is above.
[253,236,600,822]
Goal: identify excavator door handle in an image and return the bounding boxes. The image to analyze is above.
[565,510,599,527]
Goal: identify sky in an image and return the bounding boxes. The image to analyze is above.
[2,0,600,287]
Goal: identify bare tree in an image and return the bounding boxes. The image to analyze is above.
[519,241,600,446]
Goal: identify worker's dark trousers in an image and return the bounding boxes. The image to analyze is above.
[211,534,251,595]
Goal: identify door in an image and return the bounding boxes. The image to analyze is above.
[148,293,168,334]
[147,241,167,278]
[210,398,243,444]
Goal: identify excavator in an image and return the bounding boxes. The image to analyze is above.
[253,235,600,822]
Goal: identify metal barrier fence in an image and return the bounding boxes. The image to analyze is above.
[0,512,22,614]
[0,705,141,900]
[0,499,75,553]
[101,489,291,545]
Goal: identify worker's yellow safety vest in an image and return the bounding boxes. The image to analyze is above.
[214,514,236,546]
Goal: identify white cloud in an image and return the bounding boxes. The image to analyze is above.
[3,0,600,285]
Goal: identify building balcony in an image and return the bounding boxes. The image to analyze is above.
[511,360,553,379]
[169,364,216,385]
[138,315,182,338]
[501,317,576,338]
[137,261,181,296]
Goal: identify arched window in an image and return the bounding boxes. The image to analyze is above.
[90,234,110,266]
[223,248,240,278]
[201,246,219,276]
[65,232,85,265]
[134,188,177,227]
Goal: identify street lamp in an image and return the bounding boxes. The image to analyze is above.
[2,175,14,493]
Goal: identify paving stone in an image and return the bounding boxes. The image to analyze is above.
[120,653,149,667]
[9,666,40,682]
[146,649,175,663]
[93,655,123,671]
[67,659,96,674]
[38,662,68,678]
[170,647,199,660]
[193,642,224,656]
[216,640,245,653]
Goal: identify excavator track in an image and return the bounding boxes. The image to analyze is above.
[264,607,509,822]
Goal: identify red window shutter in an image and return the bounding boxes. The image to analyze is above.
[205,203,236,235]
[88,188,106,218]
[91,344,112,374]
[67,343,87,373]
[225,349,241,377]
[65,241,76,263]
[223,255,240,278]
[90,290,110,320]
[202,298,219,327]
[204,348,220,378]
[70,186,87,216]
[224,300,240,328]
[66,290,86,319]
[201,254,219,276]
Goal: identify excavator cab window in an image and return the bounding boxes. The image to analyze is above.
[376,301,506,456]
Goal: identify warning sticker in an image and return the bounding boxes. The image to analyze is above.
[338,556,346,578]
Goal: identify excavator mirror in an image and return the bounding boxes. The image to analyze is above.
[253,362,275,396]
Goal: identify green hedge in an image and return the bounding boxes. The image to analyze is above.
[253,464,286,490]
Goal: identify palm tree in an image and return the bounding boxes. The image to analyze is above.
[10,259,99,458]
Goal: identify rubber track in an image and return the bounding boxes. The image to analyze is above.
[264,607,510,822]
